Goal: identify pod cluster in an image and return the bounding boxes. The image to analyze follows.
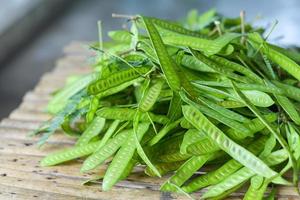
[35,9,300,199]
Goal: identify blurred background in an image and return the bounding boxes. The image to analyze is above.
[0,0,300,118]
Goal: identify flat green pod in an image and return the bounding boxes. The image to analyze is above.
[102,123,150,191]
[80,127,130,172]
[163,33,240,56]
[144,161,184,177]
[248,32,300,81]
[96,107,169,124]
[161,154,212,192]
[182,105,278,179]
[180,129,205,154]
[142,16,182,91]
[88,66,150,95]
[40,141,101,167]
[202,149,289,199]
[76,116,106,146]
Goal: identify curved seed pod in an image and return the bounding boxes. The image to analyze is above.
[183,159,242,193]
[272,80,300,101]
[48,73,97,114]
[163,33,240,56]
[86,96,100,123]
[210,55,263,83]
[80,128,131,172]
[161,154,212,192]
[102,123,149,191]
[269,43,300,63]
[137,40,158,63]
[180,91,251,135]
[157,151,191,163]
[209,182,245,200]
[202,149,289,199]
[186,138,219,155]
[244,176,269,200]
[142,16,181,91]
[182,136,267,193]
[139,79,164,112]
[88,66,149,95]
[133,112,161,177]
[226,113,277,140]
[232,82,297,179]
[197,96,250,123]
[144,161,184,177]
[285,123,300,185]
[181,54,214,72]
[97,107,169,124]
[95,120,120,151]
[102,77,145,99]
[167,92,182,121]
[195,80,300,101]
[192,83,231,99]
[189,48,250,82]
[76,116,106,146]
[182,105,278,179]
[219,44,235,56]
[61,117,80,137]
[218,100,244,108]
[180,118,194,129]
[119,159,137,180]
[248,32,300,81]
[180,129,205,154]
[40,141,100,167]
[194,102,252,135]
[231,90,275,107]
[144,16,205,37]
[275,94,300,125]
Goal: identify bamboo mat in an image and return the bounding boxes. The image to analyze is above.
[0,41,298,200]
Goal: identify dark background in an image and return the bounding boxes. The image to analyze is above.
[1,0,300,118]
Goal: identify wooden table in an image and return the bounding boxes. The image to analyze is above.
[0,42,299,200]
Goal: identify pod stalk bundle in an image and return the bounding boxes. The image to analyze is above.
[35,9,300,199]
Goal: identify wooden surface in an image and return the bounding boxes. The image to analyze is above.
[0,41,299,200]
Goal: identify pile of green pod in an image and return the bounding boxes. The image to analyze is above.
[34,9,300,199]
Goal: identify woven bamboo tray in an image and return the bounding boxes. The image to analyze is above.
[0,41,299,200]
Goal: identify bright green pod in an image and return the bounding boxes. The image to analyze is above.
[144,161,184,177]
[180,129,205,154]
[163,33,240,56]
[76,116,106,146]
[80,128,130,172]
[243,176,269,200]
[161,154,212,192]
[157,151,191,163]
[182,105,278,179]
[40,141,101,167]
[88,66,149,95]
[248,32,300,81]
[139,79,164,112]
[142,16,181,91]
[102,123,150,191]
[96,107,169,124]
[182,136,267,193]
